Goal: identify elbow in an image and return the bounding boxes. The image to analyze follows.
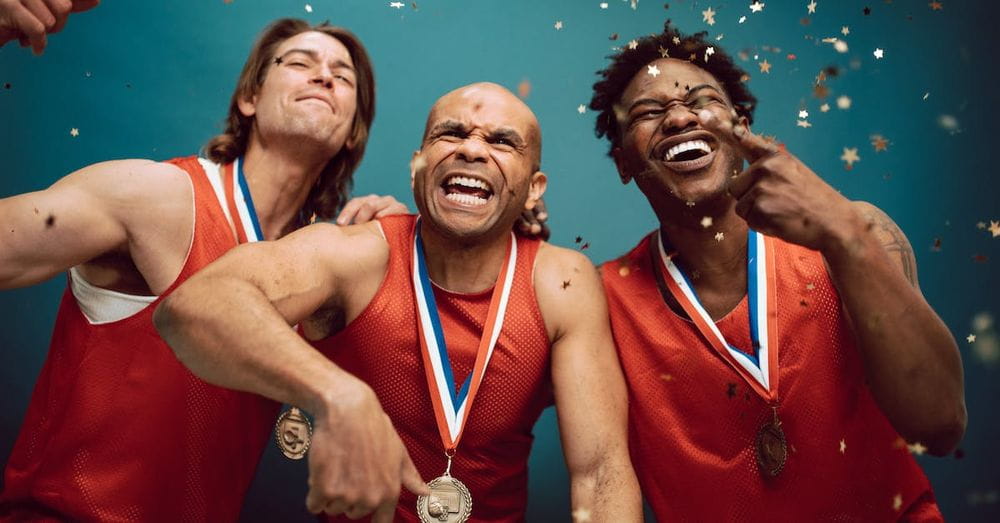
[925,402,967,457]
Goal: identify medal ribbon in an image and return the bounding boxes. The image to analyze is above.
[412,218,517,451]
[222,156,265,243]
[656,229,779,401]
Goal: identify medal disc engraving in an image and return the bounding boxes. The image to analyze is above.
[756,419,787,477]
[274,407,312,460]
[416,475,472,523]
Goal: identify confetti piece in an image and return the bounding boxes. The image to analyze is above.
[70,128,80,137]
[937,114,960,133]
[871,135,889,152]
[304,4,312,13]
[739,15,747,23]
[660,373,674,382]
[700,216,713,228]
[807,0,817,14]
[840,147,860,169]
[628,39,638,50]
[726,383,737,398]
[577,104,586,114]
[967,334,977,343]
[797,120,812,128]
[562,280,571,289]
[750,2,764,13]
[839,439,846,454]
[702,7,716,26]
[820,103,830,112]
[929,1,943,10]
[554,20,563,30]
[873,48,884,59]
[841,26,850,35]
[600,2,608,8]
[572,508,592,522]
[893,494,903,511]
[389,1,404,7]
[907,442,927,455]
[758,59,772,73]
[517,79,531,99]
[657,45,669,57]
[714,232,725,241]
[923,92,930,100]
[647,64,661,77]
[3,82,10,89]
[705,47,715,61]
[836,95,852,109]
[798,110,809,118]
[990,221,1000,237]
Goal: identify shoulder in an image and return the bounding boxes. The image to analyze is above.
[534,242,604,311]
[61,159,192,206]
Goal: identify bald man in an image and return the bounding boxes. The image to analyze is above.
[155,83,641,522]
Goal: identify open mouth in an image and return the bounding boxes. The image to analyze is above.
[658,137,717,172]
[441,175,494,206]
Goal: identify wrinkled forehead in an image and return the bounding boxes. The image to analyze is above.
[274,31,354,66]
[619,58,726,106]
[428,85,539,138]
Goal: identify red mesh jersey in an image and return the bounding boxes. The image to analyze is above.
[1,157,279,522]
[601,232,942,522]
[315,214,553,522]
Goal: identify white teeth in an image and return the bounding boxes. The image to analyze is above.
[664,139,711,162]
[445,175,491,192]
[445,192,488,206]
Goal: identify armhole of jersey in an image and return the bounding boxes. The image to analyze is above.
[198,157,238,235]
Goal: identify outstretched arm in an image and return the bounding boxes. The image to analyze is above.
[154,222,428,521]
[536,244,642,522]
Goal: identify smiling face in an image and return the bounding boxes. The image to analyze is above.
[613,58,746,213]
[412,83,546,243]
[238,31,358,156]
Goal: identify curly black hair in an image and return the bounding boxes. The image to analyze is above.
[590,20,757,157]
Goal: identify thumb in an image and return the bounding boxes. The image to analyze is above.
[400,451,430,496]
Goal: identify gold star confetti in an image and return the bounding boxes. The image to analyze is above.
[600,2,608,8]
[660,373,675,382]
[841,26,850,35]
[69,128,80,137]
[577,104,586,114]
[797,120,812,128]
[840,147,860,169]
[705,47,715,61]
[798,109,809,118]
[517,79,531,99]
[628,39,639,50]
[554,20,563,30]
[907,442,927,455]
[806,282,816,290]
[739,15,747,24]
[839,439,846,454]
[572,508,592,522]
[977,221,987,229]
[658,46,669,58]
[820,103,830,112]
[807,0,817,14]
[968,334,977,343]
[672,36,681,45]
[714,231,725,242]
[304,3,312,12]
[871,135,889,152]
[990,221,1000,237]
[873,48,885,59]
[929,1,943,10]
[389,1,404,7]
[893,494,903,511]
[701,216,713,228]
[837,95,852,109]
[702,7,717,25]
[750,1,765,13]
[758,59,771,73]
[647,64,661,77]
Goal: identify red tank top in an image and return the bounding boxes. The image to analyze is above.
[314,214,552,522]
[0,157,279,522]
[601,232,941,522]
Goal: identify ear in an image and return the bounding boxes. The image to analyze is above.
[409,150,424,190]
[524,171,548,211]
[611,147,632,185]
[237,93,258,119]
[734,114,751,135]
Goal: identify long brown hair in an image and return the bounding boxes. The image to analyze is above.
[203,18,375,221]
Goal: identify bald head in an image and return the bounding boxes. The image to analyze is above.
[422,82,542,171]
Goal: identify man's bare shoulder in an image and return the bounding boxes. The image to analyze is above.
[533,242,604,307]
[283,220,390,270]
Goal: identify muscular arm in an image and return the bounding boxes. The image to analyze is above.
[153,222,426,519]
[0,159,191,291]
[535,244,642,522]
[822,201,966,455]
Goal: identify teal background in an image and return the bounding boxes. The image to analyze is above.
[1,1,997,520]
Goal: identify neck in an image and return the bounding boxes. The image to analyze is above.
[655,201,750,292]
[241,134,331,240]
[419,221,511,294]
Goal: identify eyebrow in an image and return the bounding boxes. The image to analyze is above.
[276,49,356,72]
[489,128,526,147]
[427,120,526,147]
[428,120,467,137]
[625,84,727,113]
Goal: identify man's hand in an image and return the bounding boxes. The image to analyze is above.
[517,197,550,240]
[698,109,858,253]
[305,380,429,521]
[0,0,99,55]
[336,194,409,225]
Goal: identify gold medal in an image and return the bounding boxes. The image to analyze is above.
[417,454,472,522]
[274,406,312,460]
[756,409,787,477]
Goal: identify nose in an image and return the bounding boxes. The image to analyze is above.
[454,136,489,164]
[310,68,335,90]
[660,103,699,135]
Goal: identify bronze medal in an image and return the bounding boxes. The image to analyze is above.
[274,406,312,460]
[755,416,787,477]
[416,474,472,523]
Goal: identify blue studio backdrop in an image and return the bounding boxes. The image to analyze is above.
[1,1,997,521]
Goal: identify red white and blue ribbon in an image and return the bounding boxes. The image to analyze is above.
[412,218,517,450]
[223,156,265,243]
[656,229,779,401]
